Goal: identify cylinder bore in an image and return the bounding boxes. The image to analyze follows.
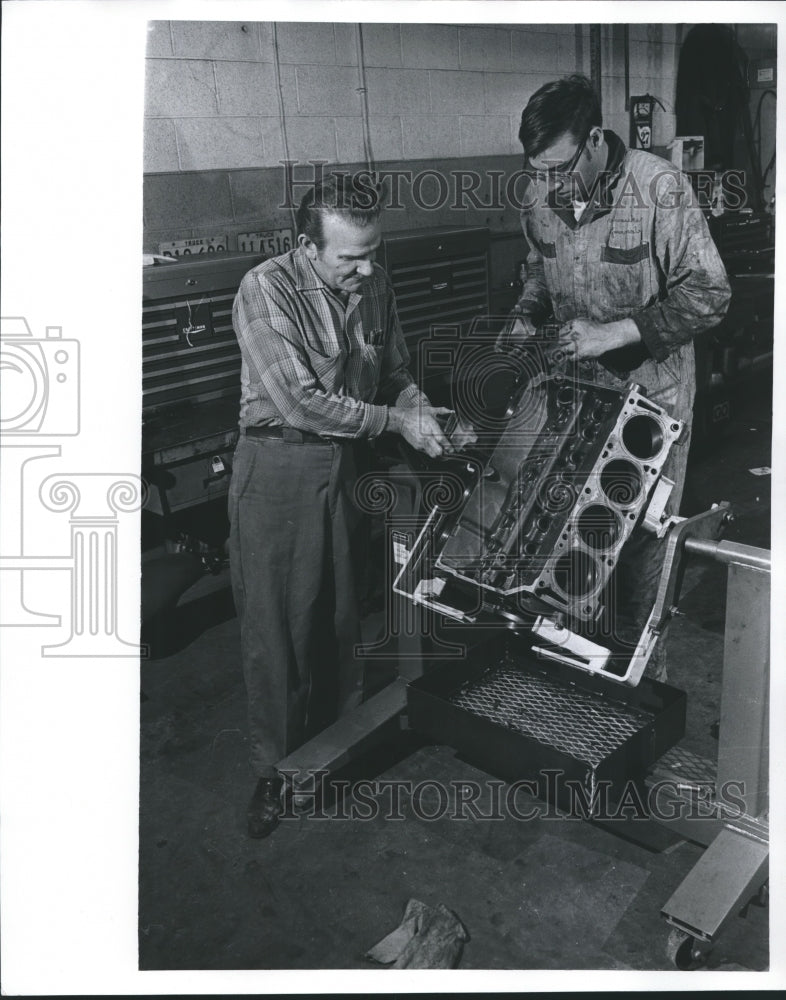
[577,504,622,549]
[552,549,600,597]
[622,414,664,460]
[600,459,642,506]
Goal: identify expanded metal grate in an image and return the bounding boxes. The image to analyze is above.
[653,746,717,787]
[448,659,654,769]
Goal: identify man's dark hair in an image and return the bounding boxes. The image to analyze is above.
[296,172,387,249]
[518,74,602,160]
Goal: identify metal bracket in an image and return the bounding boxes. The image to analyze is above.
[641,476,683,538]
[620,502,732,686]
[647,502,731,635]
[531,615,612,672]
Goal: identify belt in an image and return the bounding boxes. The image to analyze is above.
[244,425,337,445]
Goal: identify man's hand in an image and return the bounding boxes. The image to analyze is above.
[556,317,640,359]
[388,405,458,458]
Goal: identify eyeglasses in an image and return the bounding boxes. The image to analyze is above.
[523,131,590,181]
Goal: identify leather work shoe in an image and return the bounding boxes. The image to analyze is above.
[247,776,284,839]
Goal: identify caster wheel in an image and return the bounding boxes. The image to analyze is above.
[666,927,711,970]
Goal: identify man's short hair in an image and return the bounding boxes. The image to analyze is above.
[518,75,603,160]
[296,172,387,249]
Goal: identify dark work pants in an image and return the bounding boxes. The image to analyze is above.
[228,435,365,778]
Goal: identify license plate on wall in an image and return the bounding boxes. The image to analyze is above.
[159,235,229,257]
[237,228,293,255]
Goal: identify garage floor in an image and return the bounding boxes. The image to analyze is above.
[139,377,771,973]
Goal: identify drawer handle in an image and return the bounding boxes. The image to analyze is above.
[432,281,448,291]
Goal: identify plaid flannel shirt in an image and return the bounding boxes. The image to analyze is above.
[232,246,427,438]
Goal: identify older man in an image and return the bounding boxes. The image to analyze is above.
[504,74,731,677]
[230,174,454,838]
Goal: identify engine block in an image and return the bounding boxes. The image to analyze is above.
[435,376,685,623]
[393,364,688,684]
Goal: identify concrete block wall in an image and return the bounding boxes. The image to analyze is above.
[601,23,684,148]
[143,20,689,252]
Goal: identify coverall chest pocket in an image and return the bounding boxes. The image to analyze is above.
[591,241,652,308]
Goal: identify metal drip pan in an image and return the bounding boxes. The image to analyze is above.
[407,634,686,813]
[450,662,655,769]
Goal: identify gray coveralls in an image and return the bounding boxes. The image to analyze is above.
[511,130,731,677]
